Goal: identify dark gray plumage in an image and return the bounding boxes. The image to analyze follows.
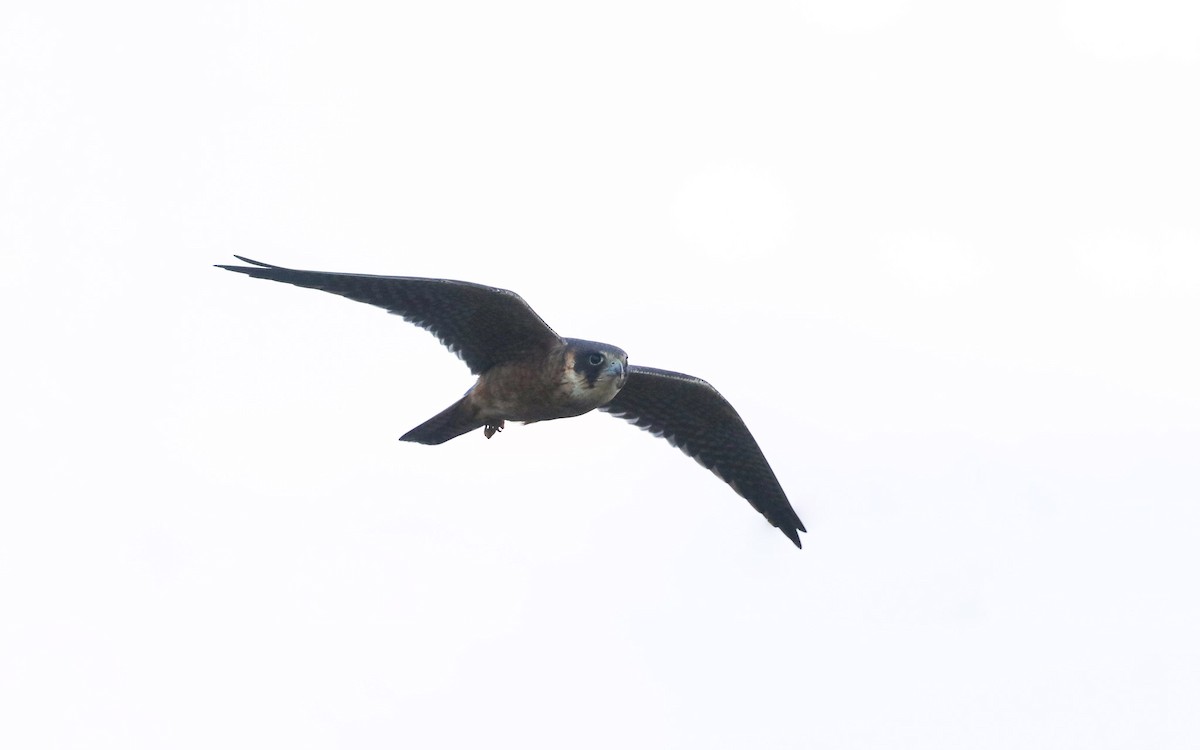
[601,367,805,547]
[218,256,806,548]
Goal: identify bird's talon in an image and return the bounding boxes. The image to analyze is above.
[484,422,505,439]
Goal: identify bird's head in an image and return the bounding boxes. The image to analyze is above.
[563,338,628,402]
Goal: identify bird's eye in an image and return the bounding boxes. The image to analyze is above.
[588,353,605,366]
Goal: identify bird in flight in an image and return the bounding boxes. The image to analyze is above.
[218,257,806,548]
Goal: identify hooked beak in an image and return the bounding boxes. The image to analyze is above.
[608,359,627,388]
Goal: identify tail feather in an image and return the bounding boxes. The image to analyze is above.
[400,398,484,445]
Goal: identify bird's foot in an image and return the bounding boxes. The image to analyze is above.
[484,421,505,439]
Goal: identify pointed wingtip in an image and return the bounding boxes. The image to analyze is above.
[216,256,287,275]
[232,255,279,268]
[214,256,281,271]
[781,525,805,549]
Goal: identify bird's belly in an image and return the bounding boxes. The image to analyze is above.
[468,362,618,423]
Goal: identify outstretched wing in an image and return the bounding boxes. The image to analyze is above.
[601,365,806,548]
[217,256,563,374]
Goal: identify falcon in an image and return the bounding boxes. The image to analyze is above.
[218,256,807,548]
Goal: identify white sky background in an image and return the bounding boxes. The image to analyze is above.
[2,1,1198,747]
